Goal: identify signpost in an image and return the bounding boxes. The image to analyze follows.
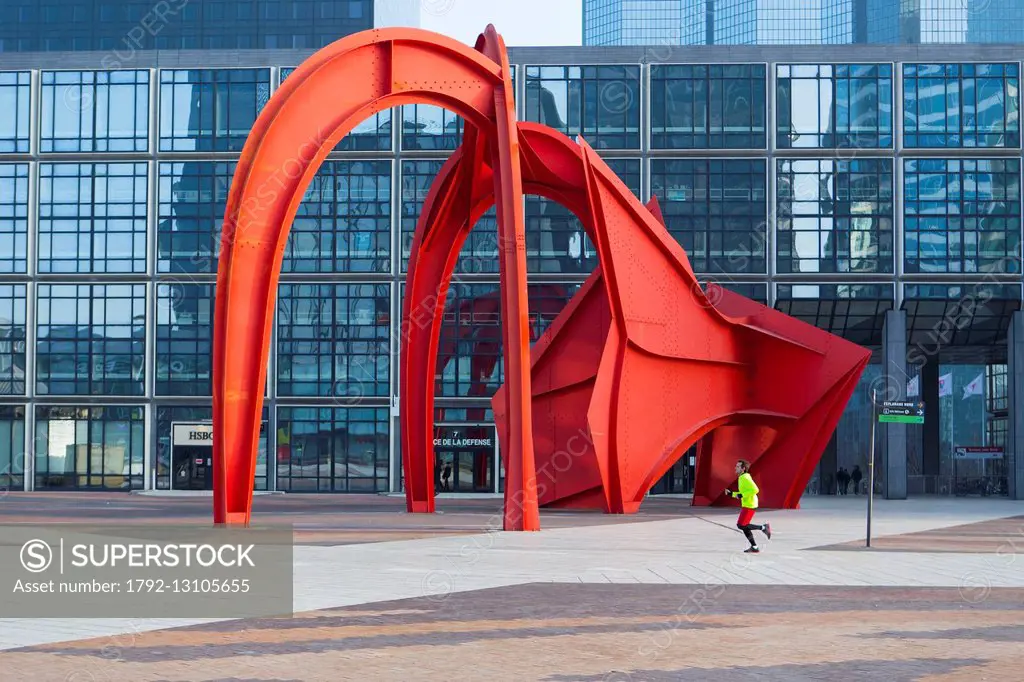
[877,400,925,424]
[866,396,926,547]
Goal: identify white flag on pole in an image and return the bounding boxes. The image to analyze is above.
[963,373,984,400]
[907,375,919,397]
[938,373,953,397]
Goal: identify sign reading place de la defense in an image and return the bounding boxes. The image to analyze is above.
[432,428,493,450]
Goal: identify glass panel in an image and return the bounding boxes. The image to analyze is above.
[34,405,144,490]
[276,406,389,492]
[652,64,767,149]
[0,1,376,51]
[40,70,149,152]
[903,63,1020,148]
[402,104,464,151]
[159,69,271,151]
[277,283,391,398]
[156,283,213,396]
[776,158,895,273]
[284,160,391,274]
[525,64,641,149]
[776,63,892,149]
[0,284,26,395]
[39,163,148,274]
[36,284,146,396]
[0,72,30,153]
[0,164,28,273]
[158,161,234,274]
[651,158,767,274]
[0,405,25,491]
[904,158,1021,273]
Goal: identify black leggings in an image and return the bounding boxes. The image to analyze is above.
[737,523,763,546]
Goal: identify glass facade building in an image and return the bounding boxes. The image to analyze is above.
[0,39,1021,498]
[585,0,1024,45]
[0,1,381,52]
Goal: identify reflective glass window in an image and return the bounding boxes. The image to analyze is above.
[524,158,641,274]
[0,72,30,153]
[276,406,389,492]
[158,161,234,274]
[525,65,641,149]
[41,70,149,152]
[776,64,892,149]
[38,163,148,274]
[34,405,144,490]
[776,283,894,347]
[277,284,390,398]
[903,63,1020,148]
[650,159,767,274]
[776,158,894,274]
[281,67,391,150]
[284,160,391,274]
[434,283,580,398]
[651,64,767,149]
[904,158,1022,273]
[0,284,26,395]
[159,69,271,151]
[0,405,24,491]
[0,164,28,273]
[36,284,146,396]
[402,104,465,151]
[401,159,498,274]
[156,283,213,396]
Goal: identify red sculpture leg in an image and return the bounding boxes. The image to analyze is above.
[476,29,539,531]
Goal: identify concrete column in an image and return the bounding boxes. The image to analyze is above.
[921,359,940,477]
[882,309,908,499]
[819,431,838,495]
[1008,311,1024,500]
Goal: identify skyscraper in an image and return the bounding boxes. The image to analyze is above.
[583,0,1024,45]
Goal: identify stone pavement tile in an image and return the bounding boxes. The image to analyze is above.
[2,584,1022,681]
[813,515,1024,553]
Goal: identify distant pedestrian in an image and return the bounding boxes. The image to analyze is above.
[836,468,846,495]
[724,460,771,554]
[851,465,863,495]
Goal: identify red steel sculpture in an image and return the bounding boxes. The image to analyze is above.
[213,25,871,529]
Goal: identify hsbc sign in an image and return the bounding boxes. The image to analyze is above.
[172,424,214,447]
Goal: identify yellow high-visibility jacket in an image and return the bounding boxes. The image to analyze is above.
[731,472,759,509]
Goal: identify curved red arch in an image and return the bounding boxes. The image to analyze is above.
[214,26,539,526]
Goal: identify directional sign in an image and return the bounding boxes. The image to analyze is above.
[878,400,925,424]
[954,446,1003,460]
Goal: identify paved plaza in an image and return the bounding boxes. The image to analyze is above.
[0,493,1022,680]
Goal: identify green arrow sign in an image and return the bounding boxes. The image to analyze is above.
[878,414,924,424]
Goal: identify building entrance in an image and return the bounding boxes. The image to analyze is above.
[171,422,214,491]
[433,424,496,493]
[650,445,697,495]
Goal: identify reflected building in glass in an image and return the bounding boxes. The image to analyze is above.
[0,29,1022,499]
[585,0,1024,45]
